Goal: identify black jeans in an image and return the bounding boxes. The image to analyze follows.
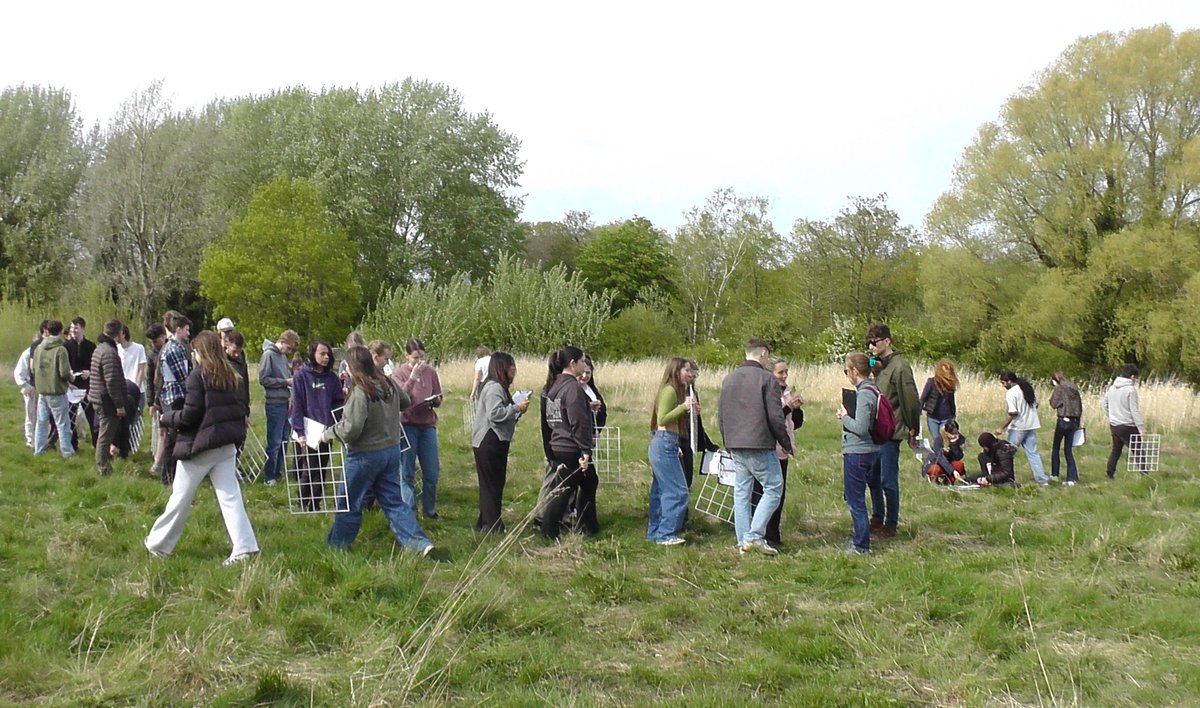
[473,429,510,533]
[1050,417,1079,482]
[751,457,788,545]
[540,448,599,540]
[1106,424,1141,477]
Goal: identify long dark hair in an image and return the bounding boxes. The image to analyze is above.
[544,345,584,393]
[1000,370,1036,406]
[649,356,689,430]
[308,338,333,373]
[488,352,516,401]
[344,346,393,401]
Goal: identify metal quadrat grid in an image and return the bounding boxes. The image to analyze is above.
[236,425,268,484]
[694,450,736,525]
[1128,433,1161,473]
[593,426,622,484]
[283,441,349,514]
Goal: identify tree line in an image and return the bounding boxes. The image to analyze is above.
[3,26,1200,382]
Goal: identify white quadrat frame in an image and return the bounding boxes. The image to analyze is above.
[1128,433,1161,473]
[592,426,621,484]
[236,424,268,484]
[694,450,736,526]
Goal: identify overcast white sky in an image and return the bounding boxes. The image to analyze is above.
[6,1,1199,233]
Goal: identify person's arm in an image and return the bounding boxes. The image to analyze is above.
[995,389,1017,435]
[897,365,921,439]
[104,351,127,415]
[428,369,442,408]
[1048,384,1063,413]
[919,378,935,411]
[164,345,190,388]
[290,372,308,435]
[258,352,288,389]
[14,349,32,390]
[568,386,594,456]
[469,369,482,400]
[163,372,204,429]
[841,388,874,439]
[484,383,521,425]
[764,378,792,454]
[324,388,366,446]
[1129,389,1145,433]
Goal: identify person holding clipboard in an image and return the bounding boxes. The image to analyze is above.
[393,338,444,519]
[836,353,880,555]
[470,352,531,533]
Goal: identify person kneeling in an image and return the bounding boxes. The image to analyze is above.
[971,432,1017,487]
[924,419,967,485]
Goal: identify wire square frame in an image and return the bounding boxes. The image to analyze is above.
[1128,433,1161,473]
[127,413,146,455]
[593,426,622,484]
[236,424,268,484]
[694,450,736,525]
[283,440,349,515]
[463,398,475,435]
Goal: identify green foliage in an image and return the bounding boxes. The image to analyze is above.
[0,86,85,304]
[593,304,684,360]
[198,176,360,347]
[575,217,673,313]
[521,211,592,273]
[363,253,611,357]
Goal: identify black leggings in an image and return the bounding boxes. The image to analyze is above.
[540,448,599,540]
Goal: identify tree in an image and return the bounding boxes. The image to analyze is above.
[575,217,673,313]
[926,26,1200,375]
[83,82,219,324]
[522,210,593,272]
[198,176,360,346]
[673,188,778,343]
[0,86,86,303]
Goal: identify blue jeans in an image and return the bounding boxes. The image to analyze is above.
[844,452,876,552]
[730,448,782,546]
[263,402,288,482]
[927,417,948,445]
[400,425,440,517]
[868,439,901,528]
[1007,429,1048,483]
[327,444,432,553]
[1050,417,1079,482]
[646,431,690,541]
[34,393,75,457]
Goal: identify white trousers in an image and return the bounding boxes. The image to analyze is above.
[22,389,38,447]
[145,444,259,560]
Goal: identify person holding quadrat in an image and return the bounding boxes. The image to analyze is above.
[291,339,345,511]
[145,331,258,565]
[471,352,530,533]
[322,346,433,556]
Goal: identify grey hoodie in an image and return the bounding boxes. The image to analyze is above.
[258,340,291,404]
[1102,377,1144,429]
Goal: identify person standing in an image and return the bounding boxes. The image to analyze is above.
[32,320,75,458]
[157,314,193,485]
[14,321,47,449]
[323,346,433,556]
[539,345,599,540]
[836,352,879,555]
[145,331,258,565]
[920,358,958,445]
[65,316,98,449]
[469,345,492,401]
[645,357,697,546]
[1048,370,1083,485]
[87,319,128,476]
[223,331,251,422]
[1102,364,1146,477]
[144,324,167,466]
[865,324,920,538]
[393,338,443,520]
[258,329,298,486]
[291,339,345,511]
[113,324,147,459]
[750,358,804,550]
[995,370,1049,486]
[470,352,530,534]
[679,359,719,489]
[718,337,793,556]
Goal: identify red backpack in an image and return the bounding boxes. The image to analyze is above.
[863,385,898,444]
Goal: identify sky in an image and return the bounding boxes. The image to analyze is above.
[6,1,1200,234]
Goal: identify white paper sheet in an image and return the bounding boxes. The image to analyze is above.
[303,417,326,450]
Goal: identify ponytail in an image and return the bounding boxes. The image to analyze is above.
[544,344,584,393]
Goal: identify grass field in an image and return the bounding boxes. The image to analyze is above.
[1,357,1198,705]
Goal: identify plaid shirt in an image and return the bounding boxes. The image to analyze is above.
[159,338,191,406]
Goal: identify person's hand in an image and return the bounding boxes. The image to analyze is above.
[578,454,590,470]
[907,433,918,450]
[836,405,846,420]
[994,428,1004,437]
[21,384,34,396]
[80,371,90,380]
[516,398,530,413]
[285,377,293,386]
[296,435,306,447]
[590,400,602,412]
[787,397,803,410]
[116,407,125,418]
[978,477,991,487]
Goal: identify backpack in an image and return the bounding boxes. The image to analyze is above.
[863,384,897,444]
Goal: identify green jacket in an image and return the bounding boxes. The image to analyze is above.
[31,335,72,396]
[875,351,920,441]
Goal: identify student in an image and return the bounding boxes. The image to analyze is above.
[539,345,599,540]
[14,321,47,449]
[113,324,147,459]
[469,345,492,400]
[338,331,366,391]
[920,358,958,445]
[645,357,697,546]
[65,317,98,449]
[145,331,259,565]
[393,338,443,519]
[994,371,1048,485]
[367,340,394,377]
[144,323,167,465]
[87,319,128,476]
[750,357,804,550]
[971,433,1018,487]
[1102,364,1146,477]
[470,352,530,533]
[1048,370,1083,485]
[923,419,967,484]
[224,331,251,421]
[322,346,433,556]
[157,314,193,485]
[865,323,920,538]
[258,329,298,486]
[836,352,879,555]
[32,320,75,458]
[291,339,345,511]
[678,359,719,489]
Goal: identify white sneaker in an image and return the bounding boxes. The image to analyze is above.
[656,537,686,546]
[223,551,258,566]
[740,539,779,556]
[421,545,435,558]
[1064,481,1076,487]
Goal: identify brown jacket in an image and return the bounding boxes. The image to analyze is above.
[87,335,128,414]
[1049,379,1083,418]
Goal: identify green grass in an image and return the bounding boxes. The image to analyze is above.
[1,376,1198,706]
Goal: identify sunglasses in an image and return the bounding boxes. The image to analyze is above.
[866,338,882,347]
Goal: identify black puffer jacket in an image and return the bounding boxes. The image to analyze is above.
[163,367,247,460]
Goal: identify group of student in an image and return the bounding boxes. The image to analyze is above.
[14,313,1155,564]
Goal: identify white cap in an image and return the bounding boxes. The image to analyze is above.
[216,317,235,332]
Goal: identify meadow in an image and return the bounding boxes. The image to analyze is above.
[1,356,1198,706]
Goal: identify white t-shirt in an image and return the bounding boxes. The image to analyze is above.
[1005,384,1041,431]
[119,341,148,386]
[474,355,491,382]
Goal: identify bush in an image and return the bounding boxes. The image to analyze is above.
[593,304,683,360]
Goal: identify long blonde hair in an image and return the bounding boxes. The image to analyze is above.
[192,331,238,391]
[649,356,689,430]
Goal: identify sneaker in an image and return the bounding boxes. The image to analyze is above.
[264,479,278,487]
[1064,480,1076,487]
[146,546,168,559]
[425,512,440,521]
[845,545,870,556]
[223,551,258,566]
[740,539,779,556]
[656,537,686,546]
[1049,476,1060,483]
[420,545,435,558]
[765,539,783,551]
